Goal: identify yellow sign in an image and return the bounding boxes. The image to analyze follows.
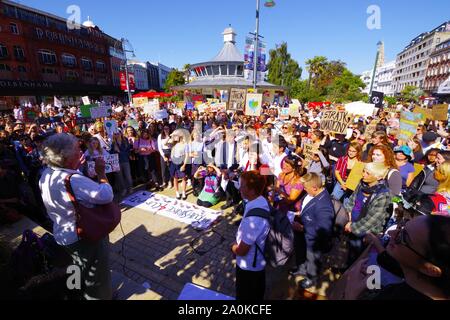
[432,104,449,121]
[303,144,319,162]
[414,107,432,121]
[345,162,365,191]
[132,97,148,108]
[413,164,424,179]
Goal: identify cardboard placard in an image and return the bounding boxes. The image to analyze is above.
[365,121,378,139]
[320,111,353,135]
[87,154,120,177]
[228,88,247,110]
[245,93,263,117]
[345,161,365,191]
[432,104,449,121]
[280,108,290,120]
[399,111,423,142]
[303,143,319,162]
[127,119,139,130]
[133,97,149,108]
[289,104,300,118]
[413,163,424,179]
[414,107,432,121]
[104,120,118,138]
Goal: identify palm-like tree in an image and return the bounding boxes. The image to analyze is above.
[183,64,191,83]
[305,56,328,90]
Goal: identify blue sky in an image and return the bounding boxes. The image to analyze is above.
[17,0,450,76]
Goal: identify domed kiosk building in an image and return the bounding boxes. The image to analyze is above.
[173,27,286,95]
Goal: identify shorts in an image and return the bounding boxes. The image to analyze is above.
[169,162,186,179]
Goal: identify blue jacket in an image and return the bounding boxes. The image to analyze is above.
[300,189,335,251]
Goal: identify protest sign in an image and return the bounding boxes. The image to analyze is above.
[280,108,289,120]
[143,99,160,115]
[365,121,378,139]
[213,102,227,113]
[413,163,424,179]
[87,154,120,177]
[90,106,110,119]
[76,117,95,126]
[245,93,263,117]
[104,120,118,138]
[154,110,169,120]
[229,88,246,110]
[176,101,186,109]
[303,144,319,162]
[80,104,94,118]
[54,96,63,108]
[82,96,90,105]
[291,99,301,106]
[133,97,149,108]
[414,107,432,121]
[127,119,139,130]
[207,98,220,105]
[399,111,423,142]
[370,91,384,108]
[320,111,353,135]
[122,191,222,230]
[345,162,365,191]
[289,104,300,118]
[432,104,449,121]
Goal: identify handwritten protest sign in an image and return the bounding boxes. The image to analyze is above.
[345,162,365,191]
[245,93,263,117]
[127,119,139,130]
[133,97,149,108]
[432,104,449,121]
[399,111,423,142]
[229,88,246,110]
[303,144,319,162]
[320,111,353,135]
[87,154,120,177]
[289,104,300,118]
[143,99,159,115]
[365,121,378,139]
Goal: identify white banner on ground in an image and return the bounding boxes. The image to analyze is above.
[122,192,222,230]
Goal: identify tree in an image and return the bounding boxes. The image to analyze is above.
[267,42,302,90]
[183,64,191,83]
[290,79,324,103]
[164,69,186,92]
[401,85,424,103]
[384,96,397,106]
[305,56,328,90]
[326,69,366,103]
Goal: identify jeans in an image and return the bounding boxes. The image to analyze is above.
[114,162,133,194]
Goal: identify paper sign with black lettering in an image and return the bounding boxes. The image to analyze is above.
[228,88,247,110]
[432,104,449,121]
[87,154,120,177]
[320,111,353,135]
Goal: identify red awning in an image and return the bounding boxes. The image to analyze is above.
[132,91,172,99]
[308,101,331,109]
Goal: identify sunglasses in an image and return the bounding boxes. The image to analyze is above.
[394,226,430,263]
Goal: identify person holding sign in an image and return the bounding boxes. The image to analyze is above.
[83,137,109,176]
[332,142,363,201]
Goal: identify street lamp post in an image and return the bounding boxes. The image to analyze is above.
[253,0,276,91]
[118,38,136,104]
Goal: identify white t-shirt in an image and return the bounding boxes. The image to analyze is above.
[236,196,271,272]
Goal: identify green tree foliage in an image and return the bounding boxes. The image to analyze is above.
[267,42,302,89]
[305,56,328,89]
[326,70,367,103]
[384,96,397,106]
[401,85,424,102]
[164,69,186,92]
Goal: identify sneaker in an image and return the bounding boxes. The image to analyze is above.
[176,193,182,200]
[182,194,188,201]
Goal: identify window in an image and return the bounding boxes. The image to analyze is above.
[81,58,93,71]
[96,60,106,72]
[10,23,19,35]
[61,54,77,67]
[65,70,78,79]
[0,64,11,71]
[228,64,236,76]
[237,65,244,76]
[220,65,227,75]
[17,65,27,73]
[13,46,25,59]
[0,44,8,58]
[38,50,57,65]
[83,72,94,78]
[212,65,220,76]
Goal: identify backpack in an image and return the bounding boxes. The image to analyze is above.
[246,207,295,268]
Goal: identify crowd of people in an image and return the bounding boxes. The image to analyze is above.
[1,98,450,300]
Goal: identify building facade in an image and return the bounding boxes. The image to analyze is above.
[128,61,149,91]
[360,61,395,96]
[424,39,450,94]
[392,21,450,95]
[0,0,122,108]
[146,62,172,91]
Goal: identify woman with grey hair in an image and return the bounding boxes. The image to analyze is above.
[39,133,114,300]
